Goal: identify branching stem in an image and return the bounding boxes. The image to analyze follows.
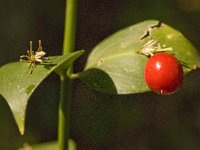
[58,0,77,150]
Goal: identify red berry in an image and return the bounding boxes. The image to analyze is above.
[144,53,183,95]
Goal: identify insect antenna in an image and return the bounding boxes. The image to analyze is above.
[37,40,43,52]
[29,41,34,56]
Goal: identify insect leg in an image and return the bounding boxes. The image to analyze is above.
[20,55,29,60]
[28,62,33,69]
[29,63,37,74]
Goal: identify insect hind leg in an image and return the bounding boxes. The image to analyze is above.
[29,63,37,74]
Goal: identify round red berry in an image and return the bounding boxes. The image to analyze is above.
[144,53,183,95]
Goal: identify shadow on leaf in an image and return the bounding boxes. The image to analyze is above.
[80,68,118,94]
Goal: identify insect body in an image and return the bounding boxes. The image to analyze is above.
[20,40,47,74]
[140,40,173,57]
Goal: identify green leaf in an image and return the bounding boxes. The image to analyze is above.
[81,20,200,94]
[0,50,84,134]
[19,140,76,150]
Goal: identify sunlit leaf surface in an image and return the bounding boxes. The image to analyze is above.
[81,20,200,94]
[0,50,84,134]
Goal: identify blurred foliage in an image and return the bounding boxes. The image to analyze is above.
[18,140,76,150]
[0,0,200,149]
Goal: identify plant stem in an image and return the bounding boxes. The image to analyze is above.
[69,73,80,80]
[63,0,77,55]
[59,0,77,150]
[59,75,71,150]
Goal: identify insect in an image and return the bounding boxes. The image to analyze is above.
[20,40,47,74]
[139,40,173,57]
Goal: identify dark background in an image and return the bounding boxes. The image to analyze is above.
[0,0,200,149]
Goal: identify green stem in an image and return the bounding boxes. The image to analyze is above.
[63,0,77,55]
[59,0,77,150]
[59,75,71,150]
[69,73,80,80]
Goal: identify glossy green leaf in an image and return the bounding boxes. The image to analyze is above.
[0,50,84,134]
[81,20,200,94]
[19,140,76,150]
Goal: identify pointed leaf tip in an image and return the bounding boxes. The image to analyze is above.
[0,50,84,134]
